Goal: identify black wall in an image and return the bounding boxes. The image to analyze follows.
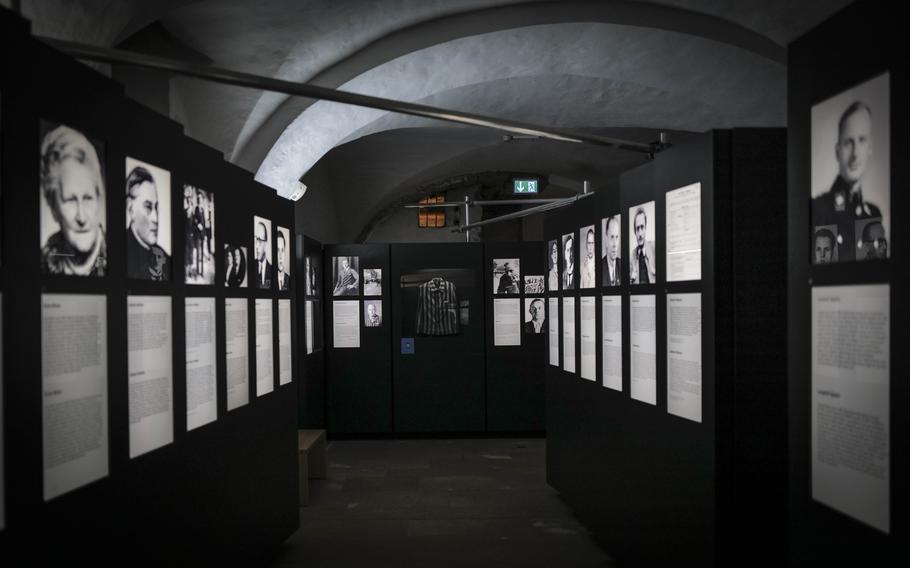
[324,243,392,434]
[545,130,787,566]
[788,2,906,564]
[0,11,298,563]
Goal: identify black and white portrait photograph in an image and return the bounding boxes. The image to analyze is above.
[224,244,248,288]
[492,258,520,294]
[183,184,215,285]
[561,233,575,290]
[126,156,171,281]
[39,121,107,277]
[602,214,621,286]
[276,226,290,291]
[579,224,596,289]
[811,72,890,263]
[306,256,319,296]
[332,256,360,296]
[253,215,272,289]
[524,275,544,295]
[629,201,656,284]
[305,257,312,295]
[812,224,838,265]
[524,298,546,334]
[547,239,559,292]
[364,299,383,327]
[363,268,382,296]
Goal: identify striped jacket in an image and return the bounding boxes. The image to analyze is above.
[416,277,459,336]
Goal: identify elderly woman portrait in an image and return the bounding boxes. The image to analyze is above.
[40,123,107,276]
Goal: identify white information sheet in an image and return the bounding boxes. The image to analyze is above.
[225,298,249,411]
[548,297,559,366]
[41,294,108,500]
[255,299,274,397]
[185,297,217,431]
[279,299,293,385]
[601,295,623,391]
[812,284,890,533]
[630,295,657,405]
[667,293,702,422]
[580,297,596,381]
[305,300,314,355]
[332,300,360,348]
[666,182,701,282]
[128,295,173,459]
[562,297,576,373]
[493,298,521,346]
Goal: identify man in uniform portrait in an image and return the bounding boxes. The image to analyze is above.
[812,101,882,262]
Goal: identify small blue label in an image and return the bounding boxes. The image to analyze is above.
[401,338,415,354]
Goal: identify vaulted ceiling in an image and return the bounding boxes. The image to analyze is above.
[20,0,851,240]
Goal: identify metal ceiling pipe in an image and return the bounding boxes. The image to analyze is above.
[41,37,663,155]
[454,192,594,233]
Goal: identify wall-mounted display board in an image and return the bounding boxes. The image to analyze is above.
[788,2,905,564]
[484,241,546,432]
[0,9,298,562]
[544,129,788,566]
[392,243,485,433]
[324,244,392,434]
[298,234,325,429]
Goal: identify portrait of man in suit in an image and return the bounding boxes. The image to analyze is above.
[254,216,272,289]
[629,203,656,285]
[601,214,621,287]
[276,227,290,291]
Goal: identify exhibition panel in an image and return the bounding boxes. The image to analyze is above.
[298,234,325,428]
[0,12,298,562]
[544,130,788,566]
[391,243,486,433]
[484,241,546,432]
[788,2,905,564]
[324,243,392,434]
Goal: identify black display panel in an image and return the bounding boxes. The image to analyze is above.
[484,241,546,432]
[0,11,298,563]
[391,243,485,433]
[324,243,392,434]
[788,1,905,564]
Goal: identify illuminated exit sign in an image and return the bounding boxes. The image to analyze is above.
[513,179,538,194]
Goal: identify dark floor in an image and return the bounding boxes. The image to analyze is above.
[270,438,614,567]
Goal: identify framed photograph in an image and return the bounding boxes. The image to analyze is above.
[601,214,621,287]
[276,226,290,291]
[39,121,107,277]
[811,72,890,263]
[224,244,248,288]
[492,258,520,294]
[183,184,214,285]
[629,201,656,285]
[524,275,544,295]
[546,239,559,292]
[523,297,545,334]
[579,224,596,289]
[332,256,360,296]
[363,268,383,296]
[253,216,272,289]
[364,299,383,327]
[561,233,575,290]
[126,157,171,281]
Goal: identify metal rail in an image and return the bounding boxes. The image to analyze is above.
[41,38,663,155]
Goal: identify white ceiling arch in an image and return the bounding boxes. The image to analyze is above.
[255,19,786,196]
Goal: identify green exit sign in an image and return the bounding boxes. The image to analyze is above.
[513,179,538,194]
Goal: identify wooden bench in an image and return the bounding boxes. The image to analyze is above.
[298,429,327,506]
